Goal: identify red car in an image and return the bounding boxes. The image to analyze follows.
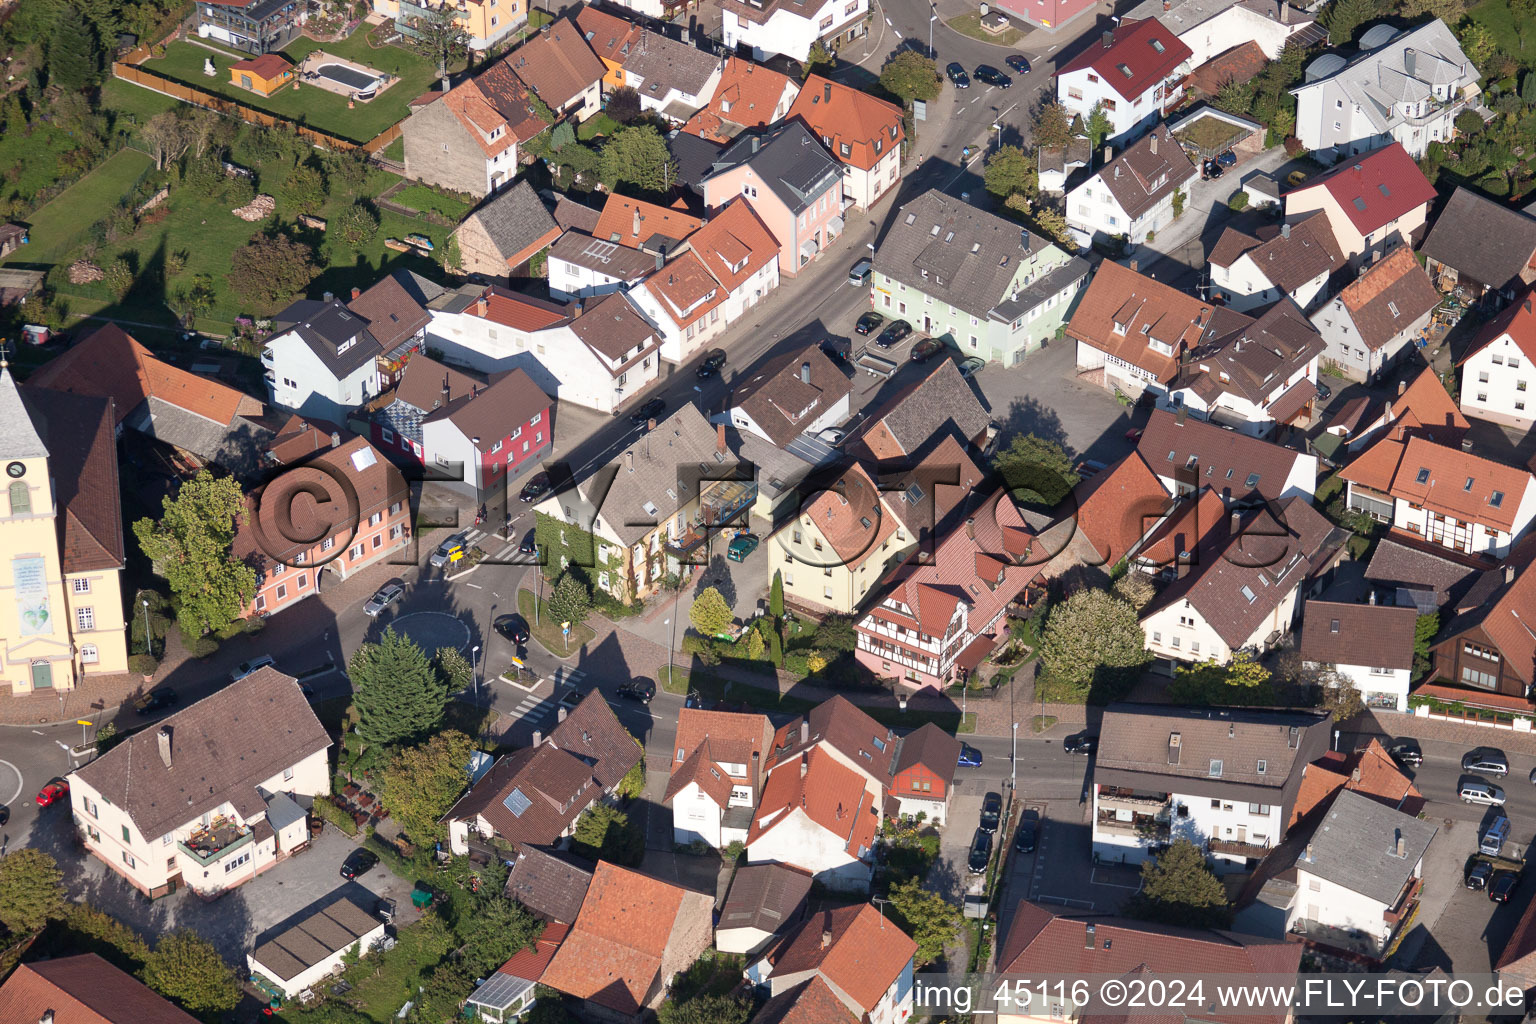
[36,780,68,807]
[1125,427,1144,442]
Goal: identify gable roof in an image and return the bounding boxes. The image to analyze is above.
[553,195,603,234]
[766,694,897,781]
[265,413,351,466]
[509,18,605,109]
[567,289,662,364]
[893,721,962,784]
[758,904,918,1014]
[1067,262,1215,382]
[1178,296,1325,407]
[1387,436,1530,533]
[22,386,126,573]
[476,284,573,332]
[642,249,727,329]
[438,62,548,158]
[1287,143,1436,236]
[549,229,658,282]
[720,863,813,936]
[846,358,992,463]
[1300,599,1417,670]
[1208,211,1342,293]
[878,434,988,542]
[459,180,562,269]
[1091,124,1198,221]
[232,52,293,79]
[708,120,844,216]
[750,977,860,1024]
[593,193,703,251]
[71,668,331,844]
[730,342,852,447]
[346,272,433,353]
[875,188,1057,322]
[0,954,202,1024]
[790,75,904,172]
[1057,17,1193,101]
[795,462,901,567]
[665,707,775,804]
[1069,451,1174,564]
[1463,285,1536,367]
[427,366,550,452]
[393,353,480,415]
[574,5,640,63]
[686,56,798,143]
[621,24,722,99]
[1422,186,1536,293]
[1289,738,1424,826]
[505,845,594,923]
[690,197,780,292]
[1138,407,1311,502]
[1298,788,1436,904]
[1330,245,1439,351]
[1431,544,1536,686]
[1364,535,1481,606]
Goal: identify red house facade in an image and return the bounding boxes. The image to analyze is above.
[890,722,961,825]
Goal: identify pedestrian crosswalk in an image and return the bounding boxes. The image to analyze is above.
[502,667,589,725]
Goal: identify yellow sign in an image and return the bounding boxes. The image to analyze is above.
[561,621,570,630]
[511,657,524,668]
[75,719,92,726]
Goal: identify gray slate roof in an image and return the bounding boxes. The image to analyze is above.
[669,129,725,192]
[461,180,560,264]
[623,27,720,100]
[876,189,1057,322]
[719,863,812,936]
[707,121,842,216]
[849,358,992,461]
[992,257,1091,323]
[1299,789,1437,905]
[549,231,658,281]
[251,898,382,982]
[1364,537,1481,608]
[1421,186,1536,294]
[272,299,378,377]
[0,365,47,458]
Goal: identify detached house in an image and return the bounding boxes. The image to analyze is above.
[1422,187,1536,306]
[717,863,813,955]
[873,189,1088,365]
[746,904,918,1024]
[1070,261,1215,400]
[889,722,962,824]
[719,0,870,62]
[1138,407,1319,503]
[723,342,851,448]
[1055,18,1194,146]
[1090,702,1331,869]
[844,358,995,465]
[1312,246,1439,383]
[767,462,909,614]
[1208,212,1343,313]
[1066,124,1198,248]
[509,18,605,122]
[1300,599,1418,712]
[702,121,844,277]
[683,57,800,143]
[790,76,905,211]
[381,0,522,51]
[1124,0,1323,65]
[1283,143,1436,263]
[402,60,549,198]
[1291,18,1479,160]
[618,26,725,119]
[665,707,774,848]
[746,745,881,890]
[1459,288,1536,429]
[264,297,389,422]
[69,668,331,898]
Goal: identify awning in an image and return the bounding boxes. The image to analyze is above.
[799,238,820,259]
[1266,378,1318,424]
[956,635,997,673]
[827,215,846,234]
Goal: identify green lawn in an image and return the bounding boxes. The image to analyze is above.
[100,77,184,127]
[0,124,100,213]
[1469,0,1528,59]
[139,34,439,143]
[945,12,1023,46]
[4,148,156,266]
[384,136,404,162]
[518,589,598,655]
[578,112,620,141]
[391,183,473,220]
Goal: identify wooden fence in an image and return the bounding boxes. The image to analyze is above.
[111,62,405,155]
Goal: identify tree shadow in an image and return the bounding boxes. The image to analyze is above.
[996,395,1071,451]
[694,553,737,607]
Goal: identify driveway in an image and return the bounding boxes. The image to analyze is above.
[934,779,991,901]
[973,336,1138,463]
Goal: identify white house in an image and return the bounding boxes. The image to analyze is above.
[1091,703,1332,870]
[721,343,851,448]
[1209,213,1343,313]
[620,28,724,119]
[746,905,917,1024]
[1300,599,1417,713]
[546,231,657,302]
[746,746,880,891]
[69,668,330,899]
[1125,0,1322,66]
[263,298,382,422]
[789,76,906,212]
[719,0,869,62]
[1283,143,1436,264]
[1056,18,1194,146]
[1138,407,1320,503]
[716,863,812,956]
[1312,246,1439,383]
[1291,19,1480,161]
[1067,124,1198,248]
[1287,790,1436,953]
[1459,289,1536,429]
[249,898,386,1000]
[665,708,773,849]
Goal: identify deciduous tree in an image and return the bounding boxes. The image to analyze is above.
[1168,651,1274,706]
[690,586,734,637]
[1037,589,1151,692]
[132,471,256,637]
[334,201,380,250]
[228,234,319,314]
[889,876,961,967]
[381,730,474,844]
[281,164,328,216]
[571,802,643,864]
[1111,572,1155,611]
[599,124,678,194]
[984,145,1037,200]
[1032,101,1073,150]
[659,994,754,1024]
[350,628,449,746]
[0,848,65,934]
[992,433,1077,506]
[1084,101,1113,152]
[142,930,242,1015]
[1317,669,1365,722]
[879,51,942,104]
[1127,840,1231,928]
[143,111,191,171]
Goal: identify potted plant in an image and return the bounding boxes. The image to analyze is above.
[128,653,159,681]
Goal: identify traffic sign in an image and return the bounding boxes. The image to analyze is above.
[75,719,92,726]
[511,657,524,668]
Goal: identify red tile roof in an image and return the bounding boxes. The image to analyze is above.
[1056,18,1192,102]
[643,250,727,329]
[690,198,780,292]
[749,745,879,861]
[496,921,569,980]
[1381,365,1469,444]
[1463,286,1536,368]
[574,5,640,62]
[751,977,861,1024]
[685,57,798,143]
[1069,453,1174,565]
[1287,143,1435,237]
[1067,262,1214,383]
[1335,246,1440,352]
[439,64,548,159]
[232,53,293,79]
[798,462,900,567]
[477,285,572,332]
[509,18,605,110]
[1388,436,1530,532]
[665,707,773,805]
[594,194,703,249]
[1289,738,1424,826]
[790,75,904,172]
[0,954,202,1024]
[761,904,917,1014]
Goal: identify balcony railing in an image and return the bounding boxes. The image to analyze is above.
[1384,876,1422,925]
[260,349,274,366]
[177,821,254,868]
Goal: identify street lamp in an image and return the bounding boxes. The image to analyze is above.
[140,598,151,656]
[663,617,675,691]
[928,7,937,57]
[1011,721,1019,790]
[471,644,480,703]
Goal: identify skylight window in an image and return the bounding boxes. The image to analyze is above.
[1492,491,1506,508]
[905,483,925,504]
[931,224,941,235]
[1241,586,1257,603]
[1415,467,1430,484]
[1464,477,1475,491]
[1353,197,1368,211]
[1209,759,1223,777]
[1388,301,1400,317]
[1150,37,1165,52]
[1245,472,1260,487]
[1118,63,1134,78]
[1378,183,1391,197]
[1167,450,1177,462]
[905,213,916,224]
[503,788,532,818]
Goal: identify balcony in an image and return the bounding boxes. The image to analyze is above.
[260,348,274,366]
[1096,812,1166,840]
[666,480,758,557]
[176,818,254,868]
[1098,787,1170,812]
[1384,876,1422,926]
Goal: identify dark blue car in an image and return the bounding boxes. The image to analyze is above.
[958,744,983,768]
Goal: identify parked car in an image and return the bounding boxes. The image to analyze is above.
[617,680,656,704]
[817,427,846,445]
[1216,150,1237,167]
[429,531,470,568]
[958,743,984,767]
[947,62,970,88]
[1016,811,1040,853]
[1463,747,1509,776]
[630,397,666,426]
[855,312,885,335]
[957,356,986,378]
[519,472,552,503]
[519,532,538,555]
[1461,780,1507,806]
[967,828,992,873]
[974,64,1012,87]
[133,688,178,715]
[910,338,946,363]
[0,807,8,827]
[231,654,276,683]
[362,582,405,617]
[980,791,1002,833]
[875,320,912,348]
[820,337,852,362]
[36,781,68,807]
[1125,427,1144,442]
[1063,732,1098,755]
[727,533,760,562]
[494,613,531,646]
[848,258,873,286]
[1388,738,1423,767]
[1314,380,1332,400]
[1482,814,1512,856]
[1005,54,1032,74]
[340,848,379,880]
[1492,871,1521,903]
[696,349,727,379]
[1467,861,1493,890]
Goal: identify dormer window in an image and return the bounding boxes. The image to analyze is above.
[874,137,883,154]
[840,142,852,157]
[1112,319,1128,336]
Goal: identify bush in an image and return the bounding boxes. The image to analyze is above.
[127,653,159,676]
[182,633,218,658]
[1283,136,1306,157]
[1455,109,1485,136]
[314,798,359,836]
[1227,190,1249,211]
[243,615,266,634]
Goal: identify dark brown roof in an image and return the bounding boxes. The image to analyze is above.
[553,196,603,234]
[251,898,383,981]
[72,668,331,843]
[265,413,352,466]
[893,721,961,785]
[1095,124,1198,221]
[1421,186,1536,294]
[427,366,550,453]
[845,359,992,464]
[0,954,202,1024]
[878,434,987,544]
[729,343,853,447]
[549,230,658,281]
[750,977,860,1024]
[1333,246,1440,351]
[568,291,662,364]
[1138,408,1311,503]
[347,274,431,353]
[1300,599,1417,670]
[505,845,594,923]
[1208,212,1342,293]
[21,386,125,573]
[1176,297,1325,407]
[1499,873,1536,974]
[395,355,480,415]
[510,19,605,109]
[719,862,813,936]
[766,695,897,782]
[1364,537,1481,607]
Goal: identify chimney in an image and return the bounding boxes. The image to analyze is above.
[800,361,811,383]
[751,135,761,154]
[1175,406,1188,426]
[1129,259,1138,272]
[39,1014,54,1024]
[1351,765,1362,783]
[1163,0,1170,9]
[655,252,665,271]
[1368,590,1377,605]
[1102,28,1113,47]
[1394,830,1406,857]
[626,450,635,472]
[1404,48,1416,77]
[329,431,341,448]
[532,730,542,746]
[351,286,361,300]
[824,82,832,102]
[323,290,334,303]
[557,707,568,723]
[647,417,657,431]
[822,928,833,948]
[801,752,810,778]
[1281,2,1289,22]
[1085,923,1097,949]
[157,727,172,769]
[1150,132,1157,155]
[1281,222,1291,240]
[1507,564,1518,584]
[717,421,727,455]
[1168,731,1182,764]
[1230,511,1241,534]
[476,297,488,318]
[1305,843,1314,862]
[632,206,641,238]
[800,720,809,744]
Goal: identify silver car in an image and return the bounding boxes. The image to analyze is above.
[363,583,404,617]
[429,531,470,568]
[1461,780,1507,806]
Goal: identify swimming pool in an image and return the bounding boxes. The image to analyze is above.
[315,63,380,95]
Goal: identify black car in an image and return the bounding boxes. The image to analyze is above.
[1015,814,1039,854]
[519,472,552,502]
[1315,380,1333,400]
[0,806,7,827]
[1467,861,1493,890]
[946,62,970,88]
[617,680,656,704]
[875,320,912,348]
[967,828,992,873]
[855,311,885,335]
[910,338,946,363]
[630,398,666,426]
[340,848,379,880]
[696,349,727,378]
[1388,738,1423,767]
[979,791,1002,833]
[519,531,538,555]
[1005,54,1032,74]
[974,64,1012,87]
[1063,732,1098,755]
[1492,871,1521,903]
[495,613,531,646]
[820,337,851,362]
[133,688,178,715]
[1463,746,1510,776]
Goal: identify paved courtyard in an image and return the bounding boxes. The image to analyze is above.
[973,338,1140,464]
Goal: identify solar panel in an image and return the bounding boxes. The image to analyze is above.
[503,787,532,818]
[582,239,621,265]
